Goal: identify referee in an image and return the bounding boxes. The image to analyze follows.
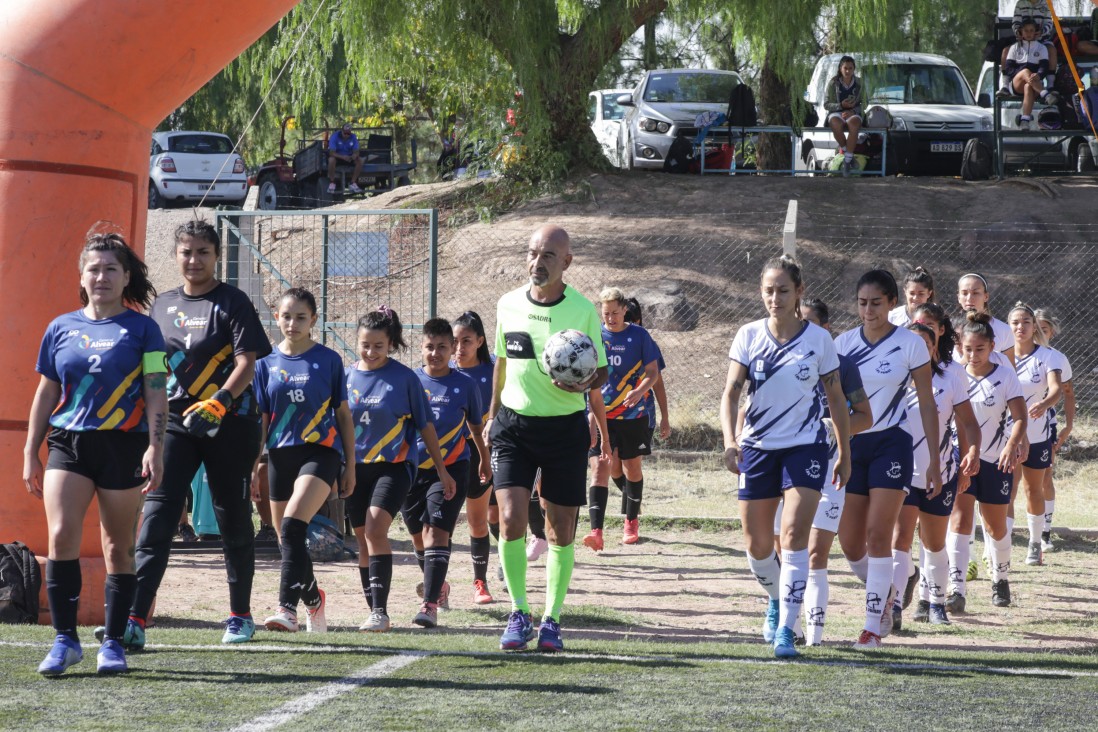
[487,224,607,652]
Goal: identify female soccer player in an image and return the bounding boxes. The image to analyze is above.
[591,287,660,545]
[452,311,498,603]
[128,220,272,648]
[402,318,485,628]
[1034,308,1074,552]
[721,255,851,659]
[345,307,451,632]
[890,306,979,629]
[947,312,1027,611]
[835,269,940,649]
[26,232,167,675]
[956,273,1014,363]
[1008,302,1061,567]
[888,267,935,327]
[254,288,356,633]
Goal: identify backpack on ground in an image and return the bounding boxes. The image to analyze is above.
[662,135,695,173]
[0,541,41,624]
[864,105,892,129]
[727,83,758,128]
[307,514,350,563]
[828,153,868,174]
[961,138,993,181]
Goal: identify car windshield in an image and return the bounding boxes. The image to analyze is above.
[643,73,738,104]
[167,134,233,154]
[863,64,974,105]
[602,93,627,120]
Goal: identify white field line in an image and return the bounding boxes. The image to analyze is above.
[227,653,424,732]
[2,639,1095,680]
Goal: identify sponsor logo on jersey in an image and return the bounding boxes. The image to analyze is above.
[274,369,310,385]
[78,334,116,350]
[174,311,210,329]
[527,313,552,323]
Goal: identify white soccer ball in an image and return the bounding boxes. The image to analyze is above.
[542,329,598,387]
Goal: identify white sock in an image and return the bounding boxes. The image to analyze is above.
[946,530,970,596]
[891,550,911,612]
[1006,516,1015,539]
[925,548,948,605]
[748,552,781,601]
[991,534,1012,582]
[918,545,931,602]
[793,610,803,638]
[865,556,892,634]
[844,151,853,161]
[1026,513,1044,545]
[804,568,829,645]
[779,549,808,630]
[847,555,869,583]
[1044,500,1055,533]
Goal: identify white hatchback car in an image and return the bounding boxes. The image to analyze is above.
[588,88,632,165]
[149,131,248,208]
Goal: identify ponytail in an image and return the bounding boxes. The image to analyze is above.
[452,310,491,365]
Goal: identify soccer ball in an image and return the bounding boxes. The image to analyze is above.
[542,330,597,387]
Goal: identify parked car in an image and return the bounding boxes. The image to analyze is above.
[149,131,248,208]
[615,69,743,170]
[975,60,1098,173]
[588,88,632,165]
[801,53,994,175]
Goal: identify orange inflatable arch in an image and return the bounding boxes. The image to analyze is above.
[0,0,299,623]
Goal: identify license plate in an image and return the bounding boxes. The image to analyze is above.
[930,142,963,153]
[197,183,213,191]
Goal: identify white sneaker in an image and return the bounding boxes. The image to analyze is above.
[348,183,363,194]
[854,630,882,649]
[527,536,548,562]
[305,589,327,633]
[263,609,299,632]
[327,182,337,193]
[359,610,391,633]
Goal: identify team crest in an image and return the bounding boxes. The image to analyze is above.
[784,580,806,603]
[886,462,903,480]
[1041,449,1050,463]
[805,460,821,480]
[795,364,811,381]
[984,393,996,407]
[824,503,841,519]
[807,607,825,625]
[1000,480,1011,495]
[876,360,891,374]
[866,592,883,613]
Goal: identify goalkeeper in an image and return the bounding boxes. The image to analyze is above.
[124,220,273,646]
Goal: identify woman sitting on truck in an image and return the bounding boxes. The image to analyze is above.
[1000,17,1061,130]
[825,55,863,175]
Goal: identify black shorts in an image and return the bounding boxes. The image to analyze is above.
[489,406,588,507]
[46,428,148,490]
[346,462,415,527]
[267,444,341,502]
[466,446,494,500]
[401,461,470,535]
[608,418,653,460]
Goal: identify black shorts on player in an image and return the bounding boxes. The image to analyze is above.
[490,406,589,507]
[346,462,415,527]
[607,418,653,460]
[47,429,149,490]
[466,447,493,500]
[267,443,342,501]
[402,461,470,535]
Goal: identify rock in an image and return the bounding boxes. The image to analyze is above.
[630,280,699,332]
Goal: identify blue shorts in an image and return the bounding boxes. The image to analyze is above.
[964,459,1013,505]
[846,426,914,496]
[1022,439,1053,469]
[738,442,828,500]
[903,476,958,517]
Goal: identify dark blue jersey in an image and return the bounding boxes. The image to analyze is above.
[453,357,495,424]
[254,344,346,450]
[345,359,431,464]
[601,323,659,421]
[37,309,166,432]
[415,368,484,469]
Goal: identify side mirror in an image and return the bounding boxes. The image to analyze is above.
[977,92,991,108]
[616,94,634,107]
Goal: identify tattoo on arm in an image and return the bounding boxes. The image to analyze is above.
[731,379,745,392]
[147,373,167,390]
[846,387,868,405]
[821,371,838,387]
[153,412,166,446]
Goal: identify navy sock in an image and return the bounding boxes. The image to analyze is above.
[625,479,644,521]
[369,554,393,615]
[46,559,81,640]
[589,485,609,530]
[470,535,490,583]
[423,546,451,604]
[358,566,373,609]
[104,573,136,641]
[278,517,310,612]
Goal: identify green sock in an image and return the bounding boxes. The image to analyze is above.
[544,543,575,622]
[499,537,530,614]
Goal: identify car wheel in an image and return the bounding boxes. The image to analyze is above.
[1074,142,1096,174]
[148,181,164,209]
[805,147,821,173]
[257,175,293,210]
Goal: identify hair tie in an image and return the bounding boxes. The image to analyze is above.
[377,305,394,318]
[959,272,988,289]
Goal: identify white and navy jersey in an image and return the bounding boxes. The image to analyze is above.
[1014,345,1057,444]
[904,361,969,489]
[728,319,839,450]
[835,325,930,434]
[1003,39,1050,81]
[951,316,1013,363]
[1046,346,1072,383]
[887,306,911,327]
[965,363,1024,463]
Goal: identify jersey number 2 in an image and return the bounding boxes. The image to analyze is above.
[87,354,102,373]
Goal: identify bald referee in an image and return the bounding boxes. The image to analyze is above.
[487,224,608,652]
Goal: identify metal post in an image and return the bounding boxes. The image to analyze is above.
[993,56,1004,180]
[320,214,329,346]
[428,209,439,319]
[782,199,797,257]
[225,214,240,287]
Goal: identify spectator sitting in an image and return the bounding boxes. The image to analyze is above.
[1012,1,1059,71]
[824,54,863,175]
[328,122,364,194]
[999,18,1061,130]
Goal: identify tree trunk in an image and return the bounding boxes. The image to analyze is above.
[644,19,658,69]
[755,47,793,174]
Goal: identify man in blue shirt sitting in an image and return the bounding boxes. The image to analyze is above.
[328,122,364,194]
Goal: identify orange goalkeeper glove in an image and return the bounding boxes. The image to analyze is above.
[182,389,233,438]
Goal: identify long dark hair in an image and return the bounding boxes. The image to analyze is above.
[908,323,942,376]
[452,310,491,365]
[830,55,857,85]
[912,302,956,369]
[79,232,156,310]
[359,305,407,352]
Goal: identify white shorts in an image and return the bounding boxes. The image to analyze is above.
[773,456,845,534]
[826,111,863,125]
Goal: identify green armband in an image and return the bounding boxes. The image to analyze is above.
[143,351,169,374]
